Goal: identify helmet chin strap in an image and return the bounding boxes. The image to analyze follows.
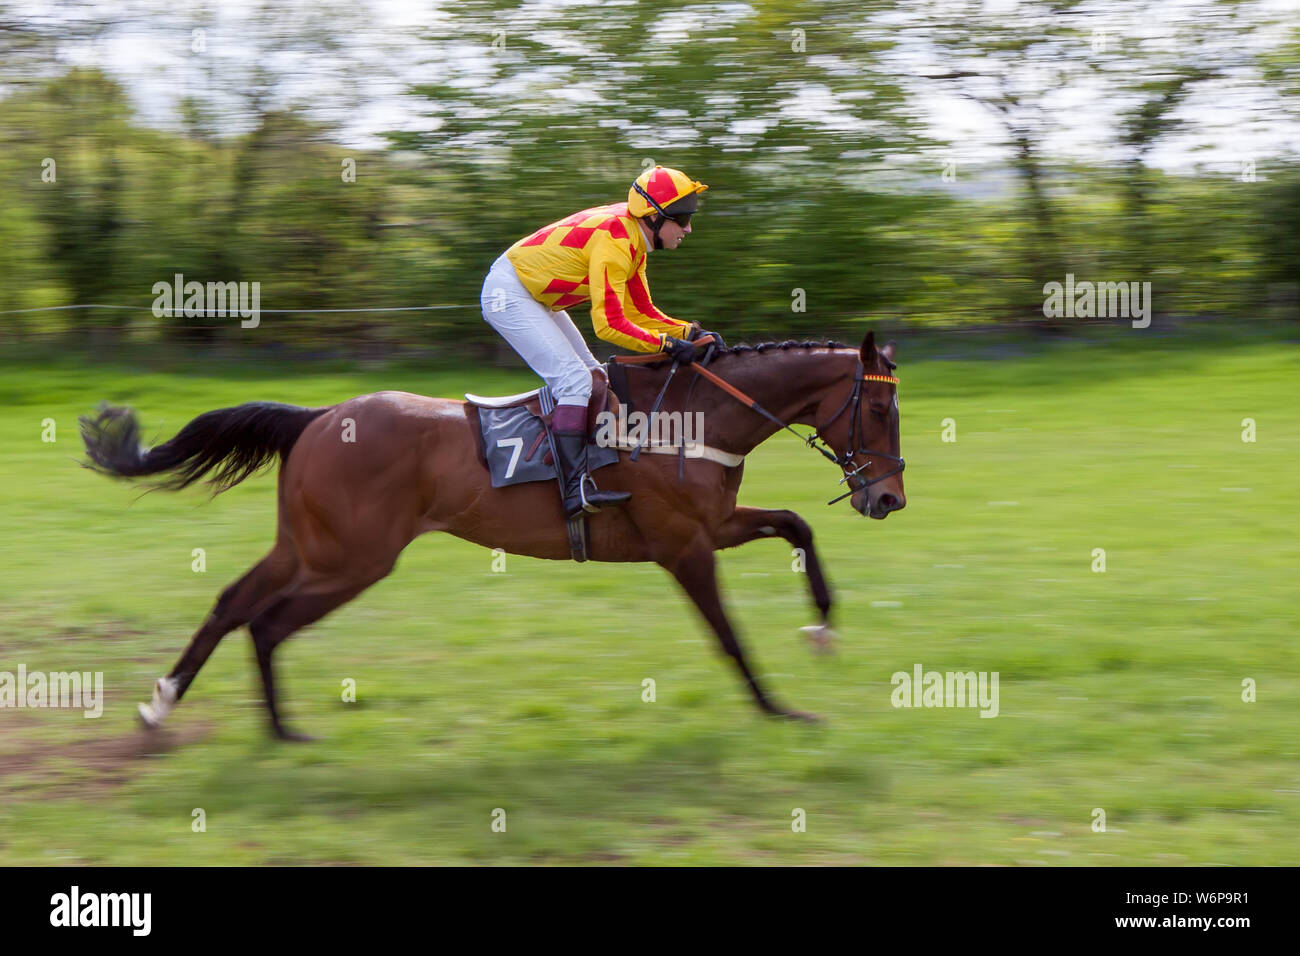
[632,182,678,250]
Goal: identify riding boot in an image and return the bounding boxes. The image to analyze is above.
[553,430,631,518]
[551,402,629,518]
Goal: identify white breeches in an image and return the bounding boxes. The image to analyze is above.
[481,252,600,408]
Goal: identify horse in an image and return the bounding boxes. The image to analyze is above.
[79,330,905,740]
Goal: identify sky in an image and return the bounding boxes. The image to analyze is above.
[13,0,1300,175]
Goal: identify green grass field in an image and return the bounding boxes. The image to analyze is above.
[1,328,1297,865]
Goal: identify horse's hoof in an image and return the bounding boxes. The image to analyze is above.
[137,702,162,729]
[799,624,838,654]
[138,676,177,729]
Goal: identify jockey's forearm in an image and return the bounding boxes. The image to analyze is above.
[591,321,670,353]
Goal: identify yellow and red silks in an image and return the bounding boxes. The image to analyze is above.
[505,202,690,353]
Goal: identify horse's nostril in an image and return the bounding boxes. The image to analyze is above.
[878,494,900,513]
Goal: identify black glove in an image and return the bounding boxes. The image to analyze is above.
[663,336,696,364]
[687,325,726,351]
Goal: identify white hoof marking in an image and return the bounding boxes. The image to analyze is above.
[799,624,838,653]
[139,676,178,728]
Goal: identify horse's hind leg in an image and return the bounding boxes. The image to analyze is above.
[139,545,297,729]
[247,568,393,741]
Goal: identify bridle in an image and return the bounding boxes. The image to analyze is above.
[613,341,905,506]
[806,361,905,505]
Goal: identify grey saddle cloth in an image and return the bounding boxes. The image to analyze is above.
[478,398,620,489]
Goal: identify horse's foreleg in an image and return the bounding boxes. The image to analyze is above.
[666,545,820,721]
[714,507,835,649]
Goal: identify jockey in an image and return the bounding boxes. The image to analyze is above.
[480,165,724,519]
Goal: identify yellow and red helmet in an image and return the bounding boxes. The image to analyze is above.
[628,165,708,219]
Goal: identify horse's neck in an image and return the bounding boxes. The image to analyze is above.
[697,350,852,455]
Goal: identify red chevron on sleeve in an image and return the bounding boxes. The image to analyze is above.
[602,267,661,346]
[626,270,674,323]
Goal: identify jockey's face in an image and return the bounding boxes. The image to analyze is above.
[657,215,691,249]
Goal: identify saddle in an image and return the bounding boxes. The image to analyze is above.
[462,358,737,562]
[464,369,619,563]
[465,368,613,434]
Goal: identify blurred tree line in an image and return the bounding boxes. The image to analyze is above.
[0,0,1296,354]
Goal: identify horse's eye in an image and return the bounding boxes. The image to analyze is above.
[870,403,889,420]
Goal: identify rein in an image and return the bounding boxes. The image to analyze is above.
[612,341,905,505]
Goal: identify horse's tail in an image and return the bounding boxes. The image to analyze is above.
[79,401,330,494]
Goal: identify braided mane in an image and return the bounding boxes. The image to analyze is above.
[630,338,897,371]
[721,339,849,356]
[633,339,851,370]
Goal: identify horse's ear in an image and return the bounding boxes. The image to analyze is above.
[860,330,876,363]
[880,340,896,364]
